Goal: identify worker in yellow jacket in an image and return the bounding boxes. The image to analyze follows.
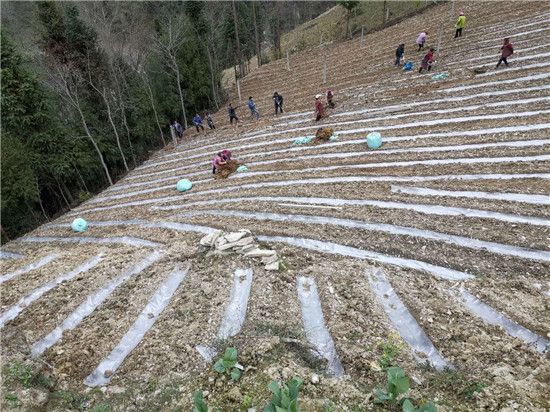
[455,12,466,38]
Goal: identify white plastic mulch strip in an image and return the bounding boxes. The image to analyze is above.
[86,154,550,208]
[129,95,550,173]
[258,236,472,281]
[0,251,24,260]
[160,192,550,227]
[477,61,550,77]
[84,263,189,387]
[235,108,550,140]
[47,219,216,236]
[297,276,345,377]
[452,44,550,65]
[456,287,550,354]
[196,268,254,363]
[391,185,550,206]
[20,235,160,248]
[92,136,550,201]
[177,210,550,262]
[217,268,254,340]
[247,138,550,168]
[0,254,60,285]
[367,269,452,370]
[0,254,103,328]
[112,123,550,190]
[31,251,164,357]
[441,73,550,93]
[77,173,550,217]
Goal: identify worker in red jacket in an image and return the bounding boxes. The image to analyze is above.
[315,94,326,121]
[496,38,514,68]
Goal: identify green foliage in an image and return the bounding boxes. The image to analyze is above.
[263,377,303,412]
[375,367,410,404]
[338,1,360,12]
[54,390,89,411]
[242,394,253,409]
[213,347,243,381]
[378,335,403,369]
[6,362,34,388]
[4,393,22,408]
[402,398,438,412]
[458,380,486,399]
[90,404,111,412]
[193,391,219,412]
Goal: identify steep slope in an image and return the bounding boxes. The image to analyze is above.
[1,1,549,411]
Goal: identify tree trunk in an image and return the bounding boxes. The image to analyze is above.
[35,179,49,221]
[232,0,243,77]
[172,56,188,128]
[55,177,71,209]
[252,1,261,68]
[72,163,89,193]
[113,67,137,167]
[103,87,129,172]
[75,101,113,186]
[382,0,387,27]
[142,71,166,146]
[206,45,219,109]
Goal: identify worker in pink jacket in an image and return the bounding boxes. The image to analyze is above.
[416,31,428,51]
[496,38,514,68]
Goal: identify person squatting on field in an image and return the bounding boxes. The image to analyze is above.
[496,38,514,68]
[212,150,231,174]
[192,113,205,133]
[247,97,260,120]
[395,43,405,67]
[455,12,466,38]
[315,94,326,121]
[419,48,435,73]
[416,31,427,51]
[273,92,284,114]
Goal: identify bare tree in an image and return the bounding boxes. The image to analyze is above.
[47,64,113,185]
[154,15,188,128]
[251,1,261,67]
[231,0,244,77]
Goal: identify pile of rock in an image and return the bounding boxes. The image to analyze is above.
[200,229,280,271]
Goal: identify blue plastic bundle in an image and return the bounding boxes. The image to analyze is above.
[237,165,249,172]
[176,179,193,192]
[432,72,450,81]
[403,61,413,71]
[71,218,88,233]
[366,132,382,149]
[293,136,314,145]
[329,135,339,142]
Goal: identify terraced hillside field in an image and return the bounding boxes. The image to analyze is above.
[1,1,549,411]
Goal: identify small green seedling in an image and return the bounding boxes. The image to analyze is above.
[378,335,403,369]
[213,347,243,381]
[193,391,209,412]
[264,377,303,412]
[6,362,34,388]
[375,367,410,404]
[402,398,438,412]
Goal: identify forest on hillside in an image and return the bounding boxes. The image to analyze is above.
[0,1,336,242]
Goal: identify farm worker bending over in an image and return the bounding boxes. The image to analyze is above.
[315,94,326,121]
[416,31,427,51]
[205,112,215,129]
[193,114,205,133]
[247,97,260,120]
[496,38,514,68]
[455,12,466,38]
[326,90,335,108]
[212,152,227,174]
[273,92,284,114]
[395,43,405,67]
[419,48,435,73]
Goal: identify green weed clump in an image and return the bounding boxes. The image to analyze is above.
[375,366,436,412]
[213,347,244,381]
[264,377,303,412]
